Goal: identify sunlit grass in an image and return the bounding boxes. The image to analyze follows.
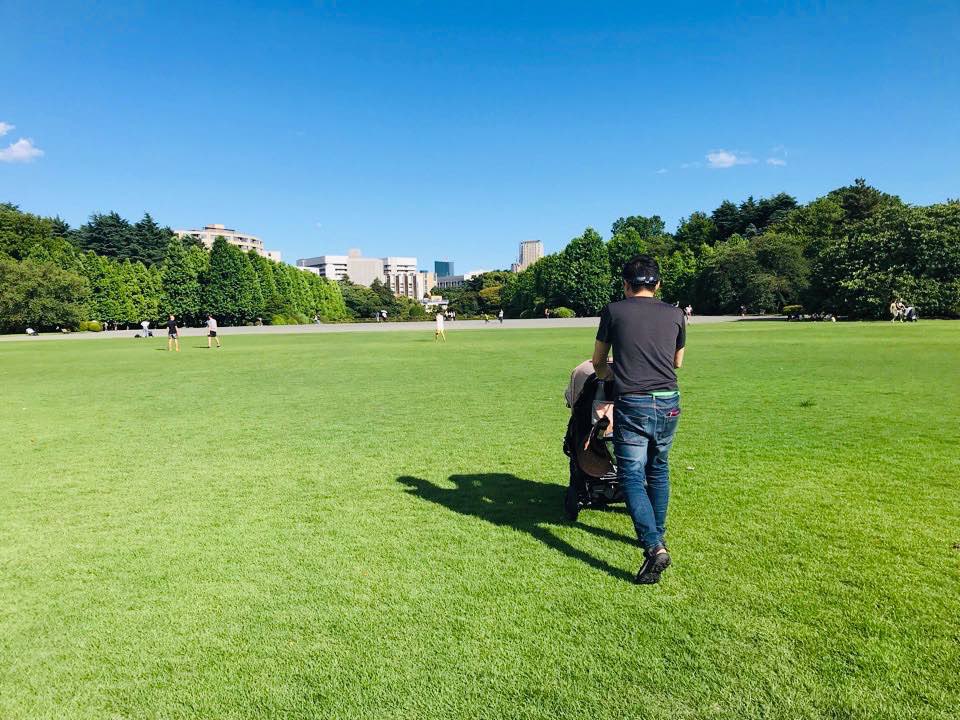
[1,322,958,719]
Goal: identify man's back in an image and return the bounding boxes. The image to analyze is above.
[597,297,685,395]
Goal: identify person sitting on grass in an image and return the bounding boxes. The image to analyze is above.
[592,254,686,585]
[166,314,180,352]
[206,315,221,349]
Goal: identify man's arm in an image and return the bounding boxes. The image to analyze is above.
[674,347,685,369]
[592,340,613,380]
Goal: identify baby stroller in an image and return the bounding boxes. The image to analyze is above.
[562,360,623,521]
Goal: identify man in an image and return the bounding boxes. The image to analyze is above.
[592,255,686,585]
[435,311,446,342]
[166,314,180,352]
[141,319,150,337]
[889,299,900,322]
[206,314,221,348]
[498,309,504,324]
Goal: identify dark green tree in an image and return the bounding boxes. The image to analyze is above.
[611,214,666,238]
[0,256,90,332]
[161,237,203,324]
[675,212,718,251]
[555,228,610,316]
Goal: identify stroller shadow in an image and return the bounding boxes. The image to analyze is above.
[398,473,635,582]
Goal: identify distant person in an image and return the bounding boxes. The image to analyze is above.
[381,310,388,322]
[593,255,686,585]
[25,327,38,336]
[498,309,504,324]
[435,311,446,342]
[376,310,381,323]
[545,308,551,319]
[141,319,150,337]
[740,305,747,317]
[684,304,693,322]
[313,314,320,324]
[206,315,221,348]
[166,314,180,352]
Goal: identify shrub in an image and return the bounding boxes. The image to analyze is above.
[78,320,102,332]
[551,306,576,318]
[782,304,803,315]
[290,312,309,325]
[269,314,288,325]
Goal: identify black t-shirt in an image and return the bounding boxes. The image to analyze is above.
[167,319,177,334]
[596,297,686,395]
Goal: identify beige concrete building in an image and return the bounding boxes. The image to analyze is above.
[511,239,544,272]
[174,223,281,261]
[297,250,383,286]
[297,251,434,299]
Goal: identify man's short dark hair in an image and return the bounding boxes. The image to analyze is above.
[622,255,660,292]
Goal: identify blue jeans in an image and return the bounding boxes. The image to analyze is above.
[613,393,681,551]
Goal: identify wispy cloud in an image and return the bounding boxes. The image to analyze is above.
[0,122,14,137]
[0,138,45,163]
[706,150,756,169]
[655,167,668,174]
[766,145,788,166]
[680,161,702,169]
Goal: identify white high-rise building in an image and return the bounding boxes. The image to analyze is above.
[512,240,544,272]
[297,250,384,286]
[297,251,432,299]
[174,223,281,261]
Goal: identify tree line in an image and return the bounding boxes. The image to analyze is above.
[441,180,960,319]
[4,178,959,331]
[0,203,347,332]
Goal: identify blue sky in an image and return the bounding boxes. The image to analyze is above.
[2,1,958,271]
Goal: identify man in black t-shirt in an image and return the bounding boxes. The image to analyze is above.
[593,255,686,584]
[166,314,180,353]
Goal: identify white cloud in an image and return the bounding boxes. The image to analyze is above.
[0,138,45,163]
[0,122,14,137]
[680,161,702,169]
[766,157,787,166]
[706,149,756,169]
[655,167,668,174]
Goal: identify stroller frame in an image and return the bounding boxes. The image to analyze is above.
[562,374,624,521]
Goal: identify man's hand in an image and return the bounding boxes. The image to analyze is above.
[592,340,613,380]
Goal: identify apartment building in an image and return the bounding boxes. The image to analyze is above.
[174,223,281,261]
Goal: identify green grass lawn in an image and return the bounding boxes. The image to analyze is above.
[1,322,958,719]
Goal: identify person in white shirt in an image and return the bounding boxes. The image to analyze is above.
[206,315,221,348]
[141,319,150,337]
[434,312,446,342]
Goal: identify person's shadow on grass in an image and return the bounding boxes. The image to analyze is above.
[397,473,635,582]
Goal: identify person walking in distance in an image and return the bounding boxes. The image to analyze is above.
[498,308,504,324]
[435,311,446,342]
[166,314,181,352]
[592,255,686,585]
[206,314,221,348]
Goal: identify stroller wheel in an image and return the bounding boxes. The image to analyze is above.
[563,482,581,522]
